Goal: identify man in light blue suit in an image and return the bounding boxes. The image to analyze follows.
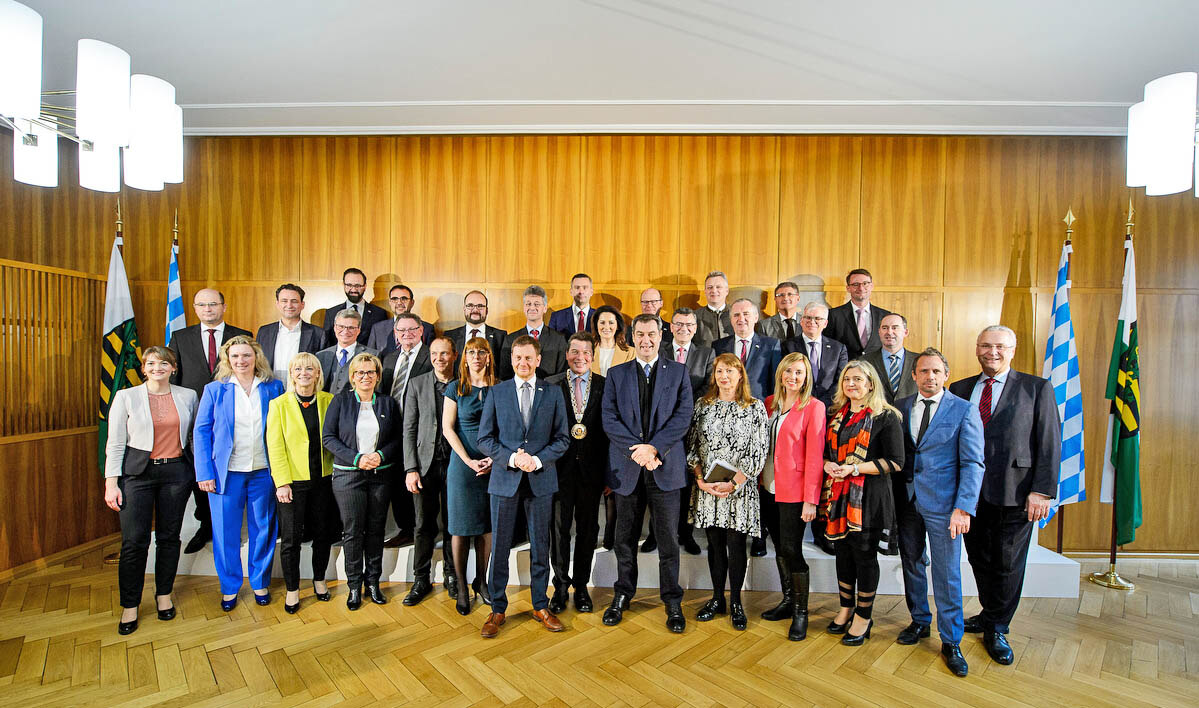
[895,347,985,678]
[476,335,572,638]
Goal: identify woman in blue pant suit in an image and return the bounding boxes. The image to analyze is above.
[194,335,286,611]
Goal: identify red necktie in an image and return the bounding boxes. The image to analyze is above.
[470,328,479,341]
[577,310,585,333]
[531,329,540,340]
[206,329,217,372]
[676,347,685,363]
[573,376,584,410]
[979,378,995,426]
[739,339,748,363]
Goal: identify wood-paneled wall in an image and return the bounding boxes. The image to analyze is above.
[1,132,1197,558]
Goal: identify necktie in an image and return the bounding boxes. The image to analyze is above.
[338,348,349,367]
[643,363,652,379]
[808,340,820,373]
[888,353,901,393]
[917,398,934,444]
[520,381,533,427]
[577,310,585,333]
[470,328,479,341]
[675,346,685,364]
[856,308,869,348]
[573,375,584,410]
[391,350,411,398]
[784,318,795,340]
[979,378,996,426]
[531,329,540,340]
[739,339,748,363]
[206,329,217,372]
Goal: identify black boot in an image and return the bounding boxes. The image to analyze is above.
[788,571,810,641]
[761,556,793,621]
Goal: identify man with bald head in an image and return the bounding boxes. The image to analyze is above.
[631,287,672,347]
[169,288,252,553]
[713,298,781,400]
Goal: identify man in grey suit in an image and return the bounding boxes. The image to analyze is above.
[756,281,802,343]
[825,268,892,360]
[380,312,432,547]
[443,290,506,357]
[401,336,459,605]
[499,285,566,380]
[367,284,436,356]
[864,313,918,406]
[256,283,327,381]
[783,302,848,410]
[694,270,732,348]
[315,309,377,395]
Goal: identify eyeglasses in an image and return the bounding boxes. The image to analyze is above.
[333,324,360,332]
[389,296,412,302]
[351,370,378,378]
[800,315,827,323]
[671,322,696,329]
[395,327,421,334]
[194,301,221,308]
[640,299,663,305]
[977,344,1013,352]
[464,304,488,310]
[343,283,365,289]
[847,281,872,289]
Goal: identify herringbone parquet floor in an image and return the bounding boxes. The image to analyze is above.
[0,535,1195,707]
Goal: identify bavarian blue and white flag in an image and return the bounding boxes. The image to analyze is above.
[164,240,184,345]
[1041,241,1085,527]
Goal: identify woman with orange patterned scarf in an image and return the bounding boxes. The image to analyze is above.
[821,360,904,646]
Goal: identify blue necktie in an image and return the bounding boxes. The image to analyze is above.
[888,353,901,392]
[338,349,348,367]
[643,363,652,379]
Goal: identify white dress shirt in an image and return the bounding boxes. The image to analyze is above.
[464,323,489,342]
[355,397,380,455]
[272,320,303,381]
[673,342,690,363]
[736,336,754,361]
[202,321,227,360]
[801,335,822,371]
[228,377,268,471]
[571,304,591,330]
[597,346,616,375]
[910,388,945,442]
[968,368,1009,417]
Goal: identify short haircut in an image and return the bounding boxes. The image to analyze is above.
[915,346,949,372]
[523,284,547,303]
[143,345,177,368]
[671,307,696,320]
[342,267,366,283]
[464,289,488,305]
[347,352,382,377]
[275,283,305,300]
[730,297,759,315]
[510,334,541,355]
[285,351,325,392]
[979,324,1017,344]
[570,273,592,284]
[394,312,421,327]
[882,312,908,328]
[631,313,661,331]
[389,283,413,298]
[431,335,457,353]
[845,268,872,284]
[567,332,596,351]
[774,281,799,295]
[334,308,362,325]
[705,270,728,284]
[802,301,829,317]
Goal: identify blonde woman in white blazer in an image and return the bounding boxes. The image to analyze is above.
[104,346,198,636]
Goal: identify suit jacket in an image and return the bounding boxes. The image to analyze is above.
[499,325,566,380]
[265,390,334,485]
[315,343,377,395]
[401,372,454,477]
[764,395,827,505]
[193,378,286,494]
[322,301,389,346]
[899,391,986,515]
[255,321,327,371]
[948,370,1062,507]
[783,336,848,409]
[694,306,732,348]
[756,313,801,343]
[865,347,918,405]
[443,324,506,361]
[660,341,714,402]
[626,316,672,348]
[321,390,403,470]
[367,317,436,357]
[168,323,252,397]
[713,333,782,400]
[380,345,432,406]
[601,359,694,494]
[545,371,609,467]
[548,306,597,337]
[825,302,892,360]
[104,383,198,478]
[476,377,571,498]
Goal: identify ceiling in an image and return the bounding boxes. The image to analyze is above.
[22,0,1199,136]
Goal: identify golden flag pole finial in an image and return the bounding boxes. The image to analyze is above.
[1062,207,1075,243]
[115,197,123,230]
[1125,197,1135,237]
[172,208,179,245]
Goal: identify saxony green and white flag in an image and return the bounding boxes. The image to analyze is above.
[98,234,143,474]
[1100,235,1141,546]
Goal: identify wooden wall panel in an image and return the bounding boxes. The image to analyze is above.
[869,290,943,354]
[778,136,861,290]
[860,136,946,288]
[1136,189,1199,290]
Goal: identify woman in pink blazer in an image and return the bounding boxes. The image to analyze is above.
[761,352,826,641]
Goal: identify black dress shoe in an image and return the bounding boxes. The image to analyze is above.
[749,537,767,557]
[346,589,362,611]
[574,587,593,613]
[841,619,873,646]
[695,597,727,622]
[284,601,300,614]
[665,603,686,634]
[117,618,138,635]
[826,616,849,634]
[471,578,490,606]
[445,574,458,601]
[896,621,931,645]
[941,643,969,677]
[640,534,657,553]
[548,588,568,614]
[680,535,702,556]
[184,529,211,554]
[984,630,1014,665]
[157,606,176,621]
[367,584,387,605]
[963,614,984,634]
[313,583,331,602]
[403,579,433,606]
[730,602,747,631]
[254,591,271,606]
[602,593,630,626]
[455,589,472,616]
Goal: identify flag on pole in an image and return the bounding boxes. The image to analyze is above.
[1100,235,1142,546]
[164,240,184,345]
[98,233,143,474]
[1040,241,1085,528]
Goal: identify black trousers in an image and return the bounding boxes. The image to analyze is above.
[117,461,192,608]
[190,482,211,531]
[771,495,810,573]
[332,469,390,589]
[704,527,748,600]
[633,476,693,540]
[550,456,604,592]
[278,477,336,592]
[389,472,415,535]
[412,458,455,580]
[614,469,682,604]
[834,531,881,619]
[963,499,1034,634]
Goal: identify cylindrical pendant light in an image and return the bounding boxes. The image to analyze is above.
[79,140,120,192]
[1125,101,1149,188]
[13,118,58,187]
[1143,72,1197,196]
[0,0,43,120]
[76,39,131,147]
[123,74,175,191]
[163,103,184,183]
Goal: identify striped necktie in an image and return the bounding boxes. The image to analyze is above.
[888,353,901,393]
[391,350,411,398]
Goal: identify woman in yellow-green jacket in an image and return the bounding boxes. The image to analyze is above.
[266,352,335,614]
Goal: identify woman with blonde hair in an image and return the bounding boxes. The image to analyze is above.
[685,353,769,630]
[194,335,285,611]
[822,360,904,646]
[760,352,826,640]
[266,352,335,613]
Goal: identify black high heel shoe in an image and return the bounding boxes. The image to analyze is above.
[313,582,331,602]
[841,619,873,646]
[157,606,176,621]
[455,585,473,616]
[826,614,850,634]
[472,578,490,606]
[118,613,139,635]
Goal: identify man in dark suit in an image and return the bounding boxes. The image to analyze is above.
[444,290,506,357]
[864,313,918,405]
[895,348,985,678]
[694,270,732,348]
[713,298,782,401]
[756,281,802,343]
[948,325,1061,667]
[322,267,389,346]
[629,287,672,347]
[500,285,566,379]
[476,336,572,637]
[367,283,436,356]
[548,273,597,336]
[168,287,251,553]
[256,283,327,381]
[545,333,609,614]
[379,313,433,547]
[783,302,848,410]
[825,269,892,360]
[400,336,459,605]
[601,314,694,634]
[315,310,377,395]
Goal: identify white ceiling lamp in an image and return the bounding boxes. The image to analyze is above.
[1127,71,1198,197]
[163,103,183,184]
[75,39,130,147]
[12,118,57,187]
[1125,101,1149,188]
[79,139,120,192]
[0,0,42,121]
[123,74,175,191]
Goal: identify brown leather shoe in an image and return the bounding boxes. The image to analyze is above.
[532,608,565,632]
[481,612,506,638]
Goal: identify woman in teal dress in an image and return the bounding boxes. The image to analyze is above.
[443,336,497,615]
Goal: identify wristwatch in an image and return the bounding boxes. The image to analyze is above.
[852,464,860,477]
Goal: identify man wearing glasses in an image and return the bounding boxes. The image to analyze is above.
[322,268,389,346]
[628,287,672,347]
[783,302,848,410]
[368,284,436,356]
[825,269,892,360]
[444,290,506,356]
[378,313,433,548]
[316,309,378,395]
[757,281,803,342]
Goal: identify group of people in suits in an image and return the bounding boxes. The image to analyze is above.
[101,266,1061,678]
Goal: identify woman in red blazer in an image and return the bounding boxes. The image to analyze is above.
[761,352,826,641]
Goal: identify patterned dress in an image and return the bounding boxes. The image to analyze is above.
[686,399,770,536]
